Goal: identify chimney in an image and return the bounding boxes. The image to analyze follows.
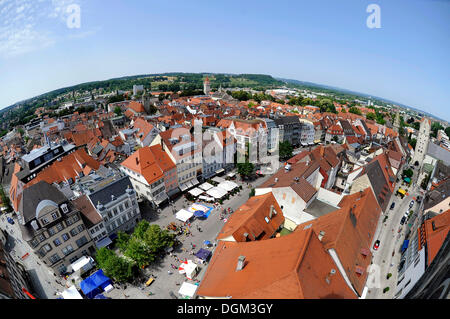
[318,230,325,241]
[236,255,246,271]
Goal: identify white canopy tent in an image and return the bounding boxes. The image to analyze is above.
[188,188,203,197]
[61,286,83,299]
[212,176,226,184]
[206,187,227,199]
[227,172,236,178]
[178,282,198,298]
[198,182,214,191]
[175,209,194,222]
[68,256,95,273]
[178,260,199,280]
[218,181,238,192]
[199,195,215,202]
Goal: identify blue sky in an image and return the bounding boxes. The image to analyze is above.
[0,0,449,121]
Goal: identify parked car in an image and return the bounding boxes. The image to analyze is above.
[400,216,407,225]
[6,217,14,225]
[373,240,380,250]
[390,202,396,210]
[409,200,415,208]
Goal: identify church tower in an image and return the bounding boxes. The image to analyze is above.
[142,90,151,114]
[412,117,431,165]
[203,76,211,95]
[393,110,401,133]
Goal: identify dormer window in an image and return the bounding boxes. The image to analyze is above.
[61,204,69,214]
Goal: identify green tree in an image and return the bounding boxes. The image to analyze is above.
[403,169,413,178]
[94,248,133,283]
[412,122,420,131]
[366,112,376,121]
[124,236,154,268]
[430,122,444,138]
[445,126,450,137]
[237,162,255,178]
[133,220,150,240]
[279,141,294,160]
[158,93,165,101]
[0,184,13,212]
[116,231,130,252]
[348,106,362,115]
[114,106,122,116]
[143,224,176,254]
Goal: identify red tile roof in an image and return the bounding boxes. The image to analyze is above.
[197,227,357,299]
[217,193,284,242]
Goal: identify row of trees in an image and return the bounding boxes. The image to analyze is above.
[95,221,175,282]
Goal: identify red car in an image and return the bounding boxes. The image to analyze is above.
[373,240,380,250]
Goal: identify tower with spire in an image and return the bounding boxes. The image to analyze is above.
[393,110,401,133]
[203,76,211,96]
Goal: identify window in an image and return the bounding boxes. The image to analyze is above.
[48,228,57,236]
[51,212,58,220]
[76,236,88,248]
[70,228,79,237]
[66,218,73,226]
[72,215,80,222]
[62,245,74,256]
[125,201,130,209]
[113,208,118,216]
[38,234,46,242]
[56,223,63,232]
[90,229,95,234]
[49,253,60,264]
[30,239,39,248]
[99,223,104,229]
[62,233,70,241]
[69,256,79,264]
[41,218,49,226]
[43,244,52,252]
[53,238,62,247]
[77,225,84,232]
[119,204,124,212]
[94,226,99,232]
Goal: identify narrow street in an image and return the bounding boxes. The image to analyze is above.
[366,165,423,299]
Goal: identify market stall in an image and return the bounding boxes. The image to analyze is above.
[206,187,227,199]
[188,188,204,197]
[61,285,83,299]
[178,260,199,280]
[178,282,199,299]
[175,209,194,222]
[199,182,214,191]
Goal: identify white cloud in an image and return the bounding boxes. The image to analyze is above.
[0,0,81,58]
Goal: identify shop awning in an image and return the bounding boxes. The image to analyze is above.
[188,188,203,197]
[206,187,227,199]
[199,182,214,191]
[212,176,226,184]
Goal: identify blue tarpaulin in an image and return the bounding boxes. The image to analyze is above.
[194,211,206,218]
[80,269,112,299]
[195,248,212,261]
[401,240,410,252]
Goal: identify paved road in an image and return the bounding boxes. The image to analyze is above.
[0,215,63,299]
[366,165,423,299]
[105,172,273,299]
